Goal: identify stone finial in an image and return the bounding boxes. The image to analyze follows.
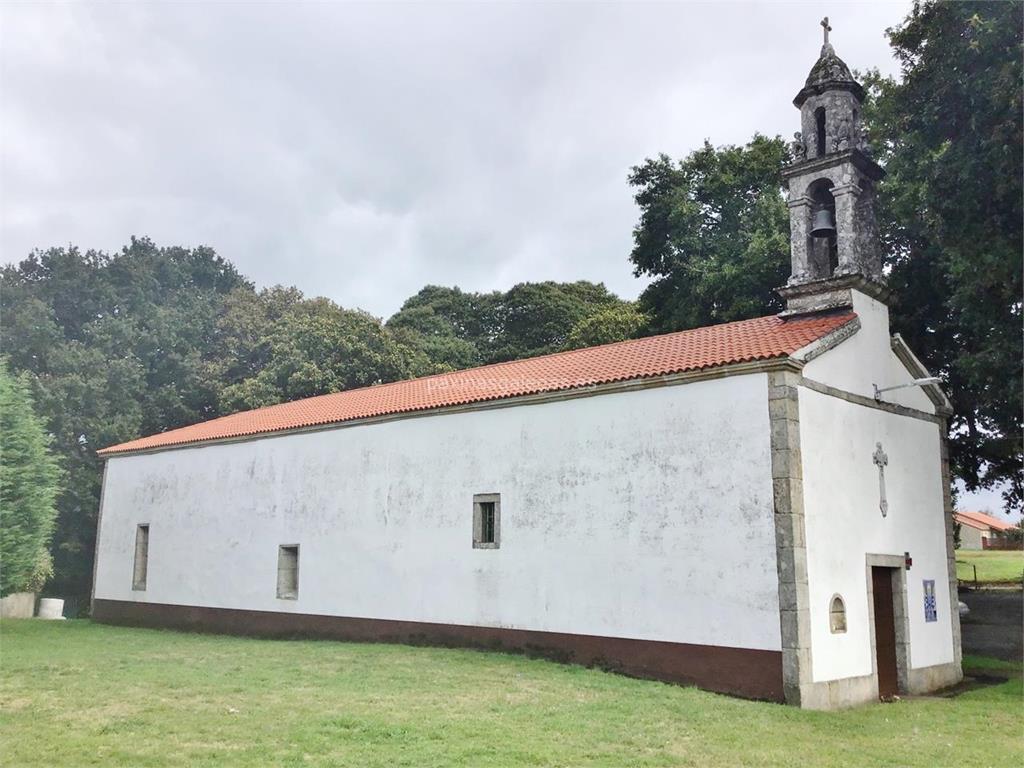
[820,17,832,47]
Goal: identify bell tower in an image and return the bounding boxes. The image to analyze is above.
[779,18,888,316]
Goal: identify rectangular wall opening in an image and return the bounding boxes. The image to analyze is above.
[277,545,299,599]
[473,494,500,549]
[871,566,899,700]
[132,524,149,591]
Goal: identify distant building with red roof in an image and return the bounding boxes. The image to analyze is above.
[954,510,1019,550]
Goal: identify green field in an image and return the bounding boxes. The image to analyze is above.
[0,621,1020,767]
[955,549,1024,585]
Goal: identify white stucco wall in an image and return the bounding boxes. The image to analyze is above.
[804,291,935,413]
[800,299,954,682]
[95,374,783,652]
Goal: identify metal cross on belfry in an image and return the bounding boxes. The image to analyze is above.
[821,16,832,45]
[873,442,889,517]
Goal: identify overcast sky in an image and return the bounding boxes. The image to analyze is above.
[2,1,914,318]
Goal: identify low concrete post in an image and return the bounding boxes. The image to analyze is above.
[37,598,66,620]
[0,593,36,619]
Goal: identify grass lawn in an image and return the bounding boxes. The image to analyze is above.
[955,549,1024,585]
[0,621,1020,767]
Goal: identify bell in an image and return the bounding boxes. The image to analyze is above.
[810,209,836,238]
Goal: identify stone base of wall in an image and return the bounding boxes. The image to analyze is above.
[799,660,964,710]
[0,592,35,618]
[799,673,877,710]
[92,599,784,702]
[906,661,963,694]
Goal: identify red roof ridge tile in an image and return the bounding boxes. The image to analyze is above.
[98,311,856,457]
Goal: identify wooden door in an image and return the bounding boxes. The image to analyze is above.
[872,566,899,700]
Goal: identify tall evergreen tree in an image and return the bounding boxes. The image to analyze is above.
[0,363,62,596]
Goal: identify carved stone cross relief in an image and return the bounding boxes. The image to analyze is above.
[873,442,889,518]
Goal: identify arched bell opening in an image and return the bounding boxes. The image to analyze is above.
[807,179,838,278]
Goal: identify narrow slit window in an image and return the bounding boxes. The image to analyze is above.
[829,594,847,634]
[277,545,299,599]
[132,524,149,591]
[815,107,827,155]
[473,494,500,549]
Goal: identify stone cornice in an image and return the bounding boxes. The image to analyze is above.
[777,275,892,317]
[793,79,865,107]
[782,149,885,183]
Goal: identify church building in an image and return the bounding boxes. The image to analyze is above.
[91,26,962,708]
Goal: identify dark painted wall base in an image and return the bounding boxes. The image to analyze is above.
[91,599,784,702]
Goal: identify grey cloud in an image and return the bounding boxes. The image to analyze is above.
[1,1,909,318]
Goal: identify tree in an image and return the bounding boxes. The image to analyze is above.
[386,303,483,375]
[392,286,500,350]
[206,286,305,390]
[0,363,62,596]
[565,304,648,350]
[628,136,792,333]
[387,281,631,366]
[221,298,413,411]
[1005,521,1023,547]
[222,296,413,411]
[863,0,1023,511]
[490,281,625,361]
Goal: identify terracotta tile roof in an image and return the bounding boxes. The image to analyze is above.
[955,511,1017,533]
[98,311,855,457]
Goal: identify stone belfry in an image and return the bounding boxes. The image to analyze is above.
[779,18,887,316]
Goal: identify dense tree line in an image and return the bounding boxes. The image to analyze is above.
[629,0,1021,512]
[388,281,642,367]
[0,239,643,600]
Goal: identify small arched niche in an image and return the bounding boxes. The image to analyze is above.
[829,594,847,634]
[807,178,839,278]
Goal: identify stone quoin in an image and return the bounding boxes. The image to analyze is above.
[91,21,961,709]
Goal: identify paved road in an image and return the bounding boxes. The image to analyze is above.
[958,589,1022,662]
